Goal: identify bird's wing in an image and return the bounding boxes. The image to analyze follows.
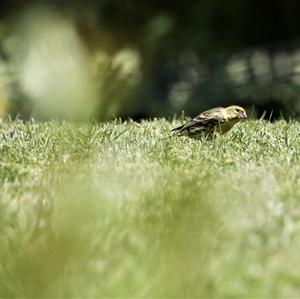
[192,107,223,121]
[190,107,225,130]
[172,107,223,132]
[172,117,216,133]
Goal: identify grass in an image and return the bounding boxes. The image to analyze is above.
[1,117,300,297]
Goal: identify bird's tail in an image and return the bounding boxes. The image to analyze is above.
[161,124,185,140]
[171,124,184,132]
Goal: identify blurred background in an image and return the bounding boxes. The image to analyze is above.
[1,0,300,121]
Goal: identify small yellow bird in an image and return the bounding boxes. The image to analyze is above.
[171,105,247,138]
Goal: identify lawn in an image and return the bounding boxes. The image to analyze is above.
[1,118,300,297]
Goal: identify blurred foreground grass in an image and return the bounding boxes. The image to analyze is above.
[1,118,300,297]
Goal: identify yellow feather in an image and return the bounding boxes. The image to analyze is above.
[225,105,246,112]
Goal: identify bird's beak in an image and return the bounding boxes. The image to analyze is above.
[239,111,247,120]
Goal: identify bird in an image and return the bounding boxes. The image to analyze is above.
[171,105,247,138]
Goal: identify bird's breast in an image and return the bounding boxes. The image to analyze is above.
[219,119,239,134]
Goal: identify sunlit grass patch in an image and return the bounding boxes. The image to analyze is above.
[0,119,300,297]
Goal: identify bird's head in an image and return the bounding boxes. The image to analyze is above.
[224,105,247,121]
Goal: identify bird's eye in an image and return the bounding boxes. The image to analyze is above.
[235,109,240,113]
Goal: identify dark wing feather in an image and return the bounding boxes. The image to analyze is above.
[171,119,197,132]
[188,118,223,135]
[171,124,185,132]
